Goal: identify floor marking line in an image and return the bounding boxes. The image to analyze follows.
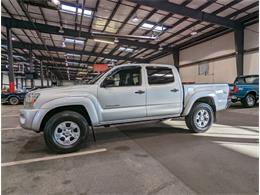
[2,126,22,131]
[2,114,19,117]
[2,148,107,167]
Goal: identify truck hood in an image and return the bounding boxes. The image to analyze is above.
[31,85,98,108]
[33,85,97,95]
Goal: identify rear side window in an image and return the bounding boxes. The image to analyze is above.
[146,66,174,85]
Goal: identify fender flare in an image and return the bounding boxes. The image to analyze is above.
[182,92,217,116]
[31,96,102,131]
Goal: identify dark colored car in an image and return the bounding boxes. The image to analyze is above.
[229,75,259,107]
[1,91,27,105]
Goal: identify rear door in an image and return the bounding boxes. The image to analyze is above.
[145,66,182,117]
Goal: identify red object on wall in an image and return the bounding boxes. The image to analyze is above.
[93,64,109,73]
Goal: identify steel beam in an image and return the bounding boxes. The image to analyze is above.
[6,28,15,93]
[173,49,179,71]
[234,29,244,76]
[1,40,148,63]
[129,0,242,29]
[1,17,172,52]
[29,48,34,88]
[40,61,44,87]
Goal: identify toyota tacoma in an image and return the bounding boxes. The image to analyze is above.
[20,64,230,153]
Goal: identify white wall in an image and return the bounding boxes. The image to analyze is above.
[152,23,259,83]
[179,32,236,83]
[244,23,259,75]
[151,54,174,65]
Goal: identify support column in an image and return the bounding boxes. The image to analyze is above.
[40,61,44,87]
[46,68,50,87]
[173,49,180,71]
[29,48,34,88]
[21,78,24,88]
[7,27,15,93]
[16,77,19,90]
[1,72,3,90]
[234,29,244,76]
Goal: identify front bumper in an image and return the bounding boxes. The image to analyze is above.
[20,109,39,131]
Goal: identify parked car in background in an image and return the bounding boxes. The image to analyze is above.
[229,75,259,107]
[1,90,27,105]
[20,64,230,153]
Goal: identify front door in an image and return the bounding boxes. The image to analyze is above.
[145,66,182,117]
[97,66,146,122]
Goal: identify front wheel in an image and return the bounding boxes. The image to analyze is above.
[44,111,89,153]
[241,94,256,108]
[9,96,19,105]
[185,103,214,133]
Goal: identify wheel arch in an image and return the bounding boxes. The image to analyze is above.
[39,105,92,132]
[182,95,217,119]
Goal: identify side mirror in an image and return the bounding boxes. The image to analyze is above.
[102,77,115,88]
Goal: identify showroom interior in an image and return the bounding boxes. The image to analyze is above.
[1,0,259,194]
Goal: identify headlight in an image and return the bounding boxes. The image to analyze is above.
[24,93,40,108]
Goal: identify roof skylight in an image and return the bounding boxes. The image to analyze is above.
[61,4,92,17]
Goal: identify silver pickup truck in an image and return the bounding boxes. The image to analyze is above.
[20,64,229,153]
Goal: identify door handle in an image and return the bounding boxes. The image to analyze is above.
[135,90,145,94]
[170,88,179,92]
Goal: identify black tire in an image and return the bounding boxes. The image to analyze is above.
[241,94,256,108]
[9,96,19,105]
[44,111,89,153]
[185,103,214,133]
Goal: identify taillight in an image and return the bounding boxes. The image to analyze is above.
[233,85,239,93]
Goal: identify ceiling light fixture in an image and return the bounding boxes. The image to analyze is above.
[158,45,163,51]
[132,15,140,23]
[51,0,60,6]
[114,37,119,43]
[59,27,64,33]
[93,38,114,44]
[190,31,198,36]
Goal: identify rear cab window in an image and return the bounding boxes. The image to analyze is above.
[235,76,259,84]
[146,66,175,85]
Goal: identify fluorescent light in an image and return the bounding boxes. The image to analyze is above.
[141,22,166,32]
[191,31,198,36]
[154,26,166,31]
[61,4,92,17]
[132,15,140,23]
[67,61,79,65]
[51,0,60,6]
[93,38,114,44]
[118,47,134,53]
[64,38,84,45]
[105,58,117,62]
[142,23,154,29]
[65,53,81,57]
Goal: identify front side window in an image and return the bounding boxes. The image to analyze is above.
[146,66,174,85]
[102,66,141,87]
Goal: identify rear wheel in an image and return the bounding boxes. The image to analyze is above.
[185,103,214,133]
[44,111,89,153]
[9,96,19,105]
[241,94,256,108]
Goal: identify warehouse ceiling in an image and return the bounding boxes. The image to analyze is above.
[1,0,259,80]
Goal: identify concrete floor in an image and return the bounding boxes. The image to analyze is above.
[1,103,259,195]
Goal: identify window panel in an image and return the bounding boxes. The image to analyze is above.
[146,67,174,85]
